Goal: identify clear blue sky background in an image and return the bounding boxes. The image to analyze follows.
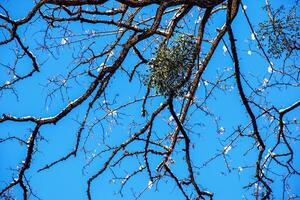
[0,0,299,199]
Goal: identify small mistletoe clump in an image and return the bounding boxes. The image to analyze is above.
[257,5,300,59]
[147,35,196,97]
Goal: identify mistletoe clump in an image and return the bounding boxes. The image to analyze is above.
[147,35,196,97]
[258,5,300,59]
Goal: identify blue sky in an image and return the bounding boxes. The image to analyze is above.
[0,0,299,199]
